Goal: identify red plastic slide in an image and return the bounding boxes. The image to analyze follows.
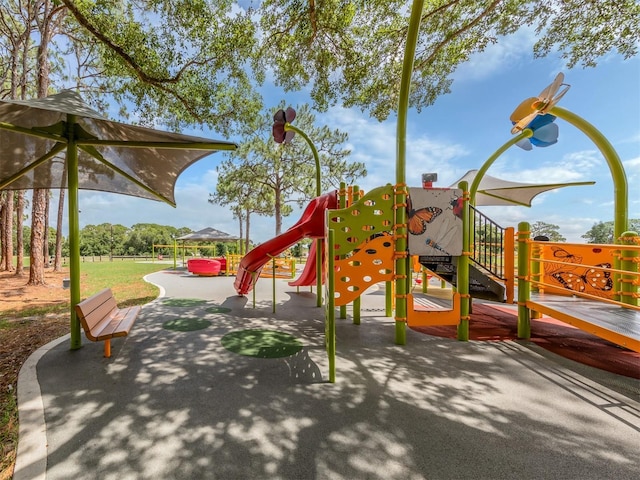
[288,239,323,287]
[234,191,338,295]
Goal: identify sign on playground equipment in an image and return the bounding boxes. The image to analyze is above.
[407,187,463,257]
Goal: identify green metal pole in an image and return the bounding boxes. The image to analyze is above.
[339,183,347,319]
[272,256,277,313]
[252,272,256,308]
[457,181,470,341]
[327,229,336,383]
[285,123,323,308]
[67,116,82,350]
[619,232,639,307]
[470,130,533,205]
[394,0,425,345]
[549,107,628,242]
[517,222,531,339]
[173,237,177,269]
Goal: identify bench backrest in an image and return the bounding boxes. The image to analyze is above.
[75,288,118,332]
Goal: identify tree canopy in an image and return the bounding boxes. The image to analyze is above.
[254,0,640,120]
[211,103,366,236]
[582,219,640,244]
[530,221,566,242]
[57,0,263,134]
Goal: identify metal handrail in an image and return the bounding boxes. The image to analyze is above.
[470,205,507,279]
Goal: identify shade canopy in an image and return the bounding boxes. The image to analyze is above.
[177,227,239,242]
[451,169,595,207]
[0,89,237,352]
[0,90,237,206]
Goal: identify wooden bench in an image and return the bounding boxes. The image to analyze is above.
[75,288,141,358]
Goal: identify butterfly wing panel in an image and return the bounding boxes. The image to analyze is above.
[407,188,463,256]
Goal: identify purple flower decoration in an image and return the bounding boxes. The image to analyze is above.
[272,107,296,144]
[515,113,559,151]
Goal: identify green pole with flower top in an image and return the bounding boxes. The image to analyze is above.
[509,73,628,243]
[509,74,629,300]
[273,107,324,307]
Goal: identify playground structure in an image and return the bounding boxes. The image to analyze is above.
[234,181,638,381]
[233,71,639,382]
[228,254,296,279]
[222,9,639,382]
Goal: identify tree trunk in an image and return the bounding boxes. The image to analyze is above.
[28,189,47,285]
[43,190,50,267]
[0,196,6,271]
[54,189,65,271]
[2,191,15,271]
[237,215,243,255]
[28,0,54,285]
[15,191,25,276]
[244,209,251,254]
[274,188,282,236]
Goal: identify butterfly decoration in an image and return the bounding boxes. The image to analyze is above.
[551,263,613,294]
[551,245,582,268]
[510,72,570,135]
[407,195,442,235]
[544,246,613,296]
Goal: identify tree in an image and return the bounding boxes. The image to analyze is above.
[0,191,13,271]
[210,160,272,253]
[255,0,640,120]
[2,0,266,286]
[582,219,640,244]
[28,0,65,286]
[14,190,26,275]
[53,189,65,271]
[217,103,366,236]
[60,0,262,135]
[0,0,37,275]
[530,221,566,242]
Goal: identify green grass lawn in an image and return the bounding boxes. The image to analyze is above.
[3,261,169,318]
[78,261,168,307]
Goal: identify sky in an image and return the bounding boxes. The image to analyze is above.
[55,30,639,244]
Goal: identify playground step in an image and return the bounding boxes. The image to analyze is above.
[418,256,506,302]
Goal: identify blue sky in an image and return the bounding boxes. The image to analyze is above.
[68,32,639,244]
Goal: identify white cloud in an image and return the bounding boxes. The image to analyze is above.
[453,28,537,82]
[325,106,469,190]
[624,156,640,183]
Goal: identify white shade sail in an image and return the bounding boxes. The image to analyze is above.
[450,169,595,207]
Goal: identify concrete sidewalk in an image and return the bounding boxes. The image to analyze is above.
[15,269,640,479]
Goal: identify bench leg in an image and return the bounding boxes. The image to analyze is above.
[104,339,111,358]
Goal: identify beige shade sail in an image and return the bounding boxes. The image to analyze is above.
[450,169,595,207]
[0,90,236,205]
